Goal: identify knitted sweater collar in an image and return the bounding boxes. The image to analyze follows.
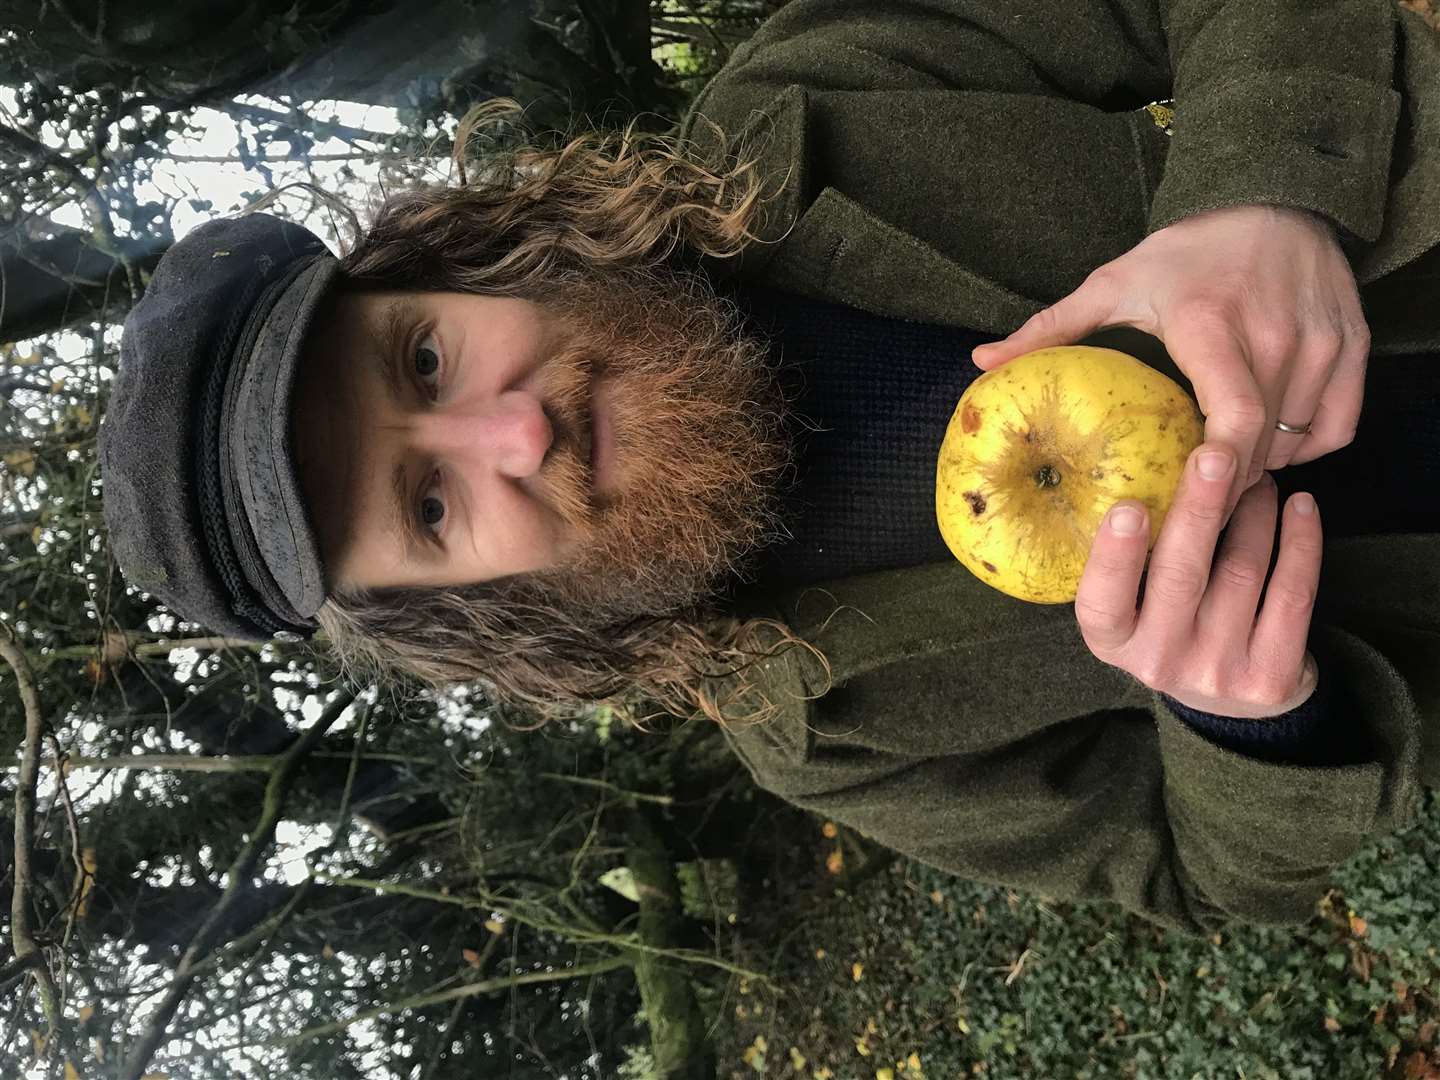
[714,283,1004,609]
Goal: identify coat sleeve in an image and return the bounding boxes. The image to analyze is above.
[683,0,1401,256]
[719,625,1419,938]
[713,554,1430,939]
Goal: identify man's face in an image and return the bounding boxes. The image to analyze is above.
[290,275,792,623]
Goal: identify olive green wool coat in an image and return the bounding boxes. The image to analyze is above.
[676,0,1440,937]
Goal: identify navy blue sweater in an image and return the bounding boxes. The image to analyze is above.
[722,283,1440,767]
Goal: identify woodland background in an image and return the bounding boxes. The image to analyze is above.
[3,1,1440,1078]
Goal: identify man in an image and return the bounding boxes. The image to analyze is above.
[101,0,1440,937]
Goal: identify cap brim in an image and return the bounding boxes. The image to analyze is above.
[225,254,341,622]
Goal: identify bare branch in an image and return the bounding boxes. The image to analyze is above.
[534,771,674,806]
[41,634,263,661]
[20,749,429,774]
[248,955,634,1051]
[118,688,359,1080]
[0,630,62,1035]
[44,728,86,1012]
[0,951,44,994]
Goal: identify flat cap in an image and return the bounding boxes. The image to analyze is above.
[99,212,339,641]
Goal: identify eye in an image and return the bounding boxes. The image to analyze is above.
[419,471,445,534]
[413,333,442,393]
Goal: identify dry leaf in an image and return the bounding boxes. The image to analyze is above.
[101,631,130,664]
[75,849,98,919]
[4,450,36,476]
[741,1035,768,1071]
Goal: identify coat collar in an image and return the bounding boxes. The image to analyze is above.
[701,85,1049,336]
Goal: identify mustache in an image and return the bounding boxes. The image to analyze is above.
[515,276,795,624]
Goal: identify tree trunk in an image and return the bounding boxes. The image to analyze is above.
[622,803,715,1080]
[0,228,166,346]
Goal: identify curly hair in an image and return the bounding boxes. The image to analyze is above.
[309,98,831,732]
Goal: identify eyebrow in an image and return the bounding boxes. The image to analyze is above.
[388,458,426,565]
[367,296,426,564]
[372,296,413,404]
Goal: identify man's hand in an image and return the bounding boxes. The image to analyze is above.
[1075,445,1322,720]
[971,203,1370,527]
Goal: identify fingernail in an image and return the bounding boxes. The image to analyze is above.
[1109,506,1144,535]
[1197,450,1233,481]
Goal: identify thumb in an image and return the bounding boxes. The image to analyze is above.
[971,282,1113,371]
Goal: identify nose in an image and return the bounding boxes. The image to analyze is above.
[419,389,554,479]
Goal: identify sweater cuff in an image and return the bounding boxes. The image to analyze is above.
[1159,668,1369,767]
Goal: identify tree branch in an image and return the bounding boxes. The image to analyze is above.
[19,749,429,774]
[118,688,358,1080]
[535,771,674,806]
[251,955,634,1051]
[0,631,62,1035]
[0,951,44,994]
[315,873,771,985]
[42,633,262,661]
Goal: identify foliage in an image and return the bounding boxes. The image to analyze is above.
[712,789,1440,1079]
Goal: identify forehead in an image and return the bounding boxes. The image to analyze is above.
[291,286,400,579]
[321,287,404,351]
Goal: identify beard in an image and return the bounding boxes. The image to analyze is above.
[505,266,795,627]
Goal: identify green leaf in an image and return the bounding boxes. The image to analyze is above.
[599,866,639,903]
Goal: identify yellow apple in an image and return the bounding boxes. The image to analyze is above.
[935,345,1205,604]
